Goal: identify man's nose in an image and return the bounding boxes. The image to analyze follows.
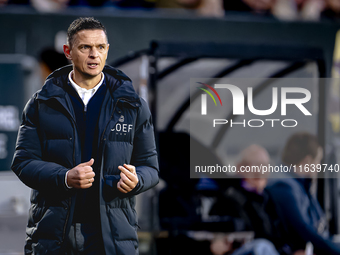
[89,48,99,58]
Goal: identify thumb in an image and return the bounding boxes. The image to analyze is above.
[79,158,94,167]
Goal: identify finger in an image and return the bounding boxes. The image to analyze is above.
[119,179,132,192]
[120,172,135,189]
[84,171,95,179]
[80,178,94,186]
[73,179,93,189]
[82,168,95,177]
[117,182,128,193]
[78,158,94,167]
[123,164,136,174]
[74,171,94,180]
[118,166,135,180]
[79,178,95,187]
[80,183,92,189]
[83,166,94,173]
[120,170,138,185]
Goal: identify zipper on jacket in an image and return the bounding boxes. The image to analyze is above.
[61,198,72,243]
[61,118,77,243]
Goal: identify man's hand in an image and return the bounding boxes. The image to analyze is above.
[210,237,232,255]
[117,164,139,193]
[67,158,95,189]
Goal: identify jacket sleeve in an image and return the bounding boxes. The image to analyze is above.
[267,181,340,255]
[11,95,70,193]
[128,98,159,196]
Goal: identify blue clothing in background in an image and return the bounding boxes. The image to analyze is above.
[231,239,280,255]
[266,174,340,255]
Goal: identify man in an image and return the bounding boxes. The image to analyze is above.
[209,145,291,255]
[11,17,159,255]
[266,132,340,255]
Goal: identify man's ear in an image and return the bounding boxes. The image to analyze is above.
[63,44,72,60]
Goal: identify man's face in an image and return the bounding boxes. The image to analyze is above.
[64,29,109,82]
[237,147,270,193]
[299,146,323,177]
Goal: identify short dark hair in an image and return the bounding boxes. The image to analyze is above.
[282,132,320,165]
[67,17,107,48]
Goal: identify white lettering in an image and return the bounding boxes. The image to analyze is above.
[0,133,8,159]
[214,84,245,115]
[200,86,312,116]
[248,119,264,127]
[265,119,280,127]
[122,124,127,132]
[0,106,20,131]
[281,119,298,127]
[212,118,299,128]
[230,119,246,127]
[281,88,311,116]
[248,87,278,115]
[111,123,134,133]
[213,119,228,127]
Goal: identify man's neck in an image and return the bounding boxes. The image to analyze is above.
[72,71,102,90]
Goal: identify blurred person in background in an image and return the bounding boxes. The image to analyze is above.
[0,0,9,6]
[30,0,70,12]
[0,0,8,6]
[223,0,276,15]
[209,144,299,255]
[322,0,340,19]
[39,47,69,81]
[156,0,224,17]
[273,0,325,20]
[104,0,155,8]
[222,0,325,20]
[11,17,159,255]
[176,0,225,16]
[266,132,340,255]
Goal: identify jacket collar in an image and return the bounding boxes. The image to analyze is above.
[36,64,140,105]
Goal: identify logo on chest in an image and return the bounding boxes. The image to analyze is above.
[119,115,124,122]
[111,115,133,135]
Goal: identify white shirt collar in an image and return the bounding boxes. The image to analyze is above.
[68,71,105,111]
[68,70,104,95]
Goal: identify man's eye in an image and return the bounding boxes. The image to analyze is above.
[99,46,104,50]
[82,46,89,49]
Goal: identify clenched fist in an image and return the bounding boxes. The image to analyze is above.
[117,164,139,193]
[67,158,95,189]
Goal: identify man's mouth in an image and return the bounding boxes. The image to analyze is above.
[88,63,99,68]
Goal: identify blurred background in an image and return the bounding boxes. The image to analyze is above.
[1,0,340,254]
